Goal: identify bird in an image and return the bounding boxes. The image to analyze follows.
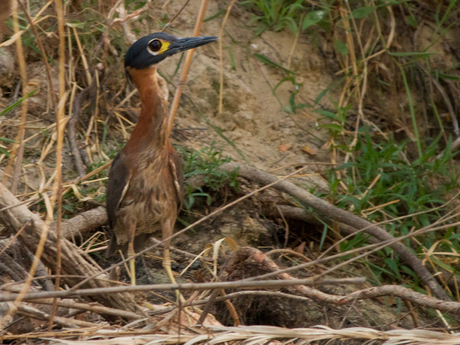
[105,32,218,287]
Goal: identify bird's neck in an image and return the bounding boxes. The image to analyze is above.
[125,67,170,153]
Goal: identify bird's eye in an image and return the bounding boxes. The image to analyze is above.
[148,39,162,53]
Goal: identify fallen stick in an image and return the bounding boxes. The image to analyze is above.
[50,206,107,241]
[220,162,449,301]
[32,299,142,320]
[0,277,365,302]
[2,274,460,317]
[16,304,96,328]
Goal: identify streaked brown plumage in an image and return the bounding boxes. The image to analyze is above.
[105,33,217,287]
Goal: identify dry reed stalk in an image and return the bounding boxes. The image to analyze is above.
[4,325,460,343]
[5,0,28,194]
[218,0,237,115]
[0,214,49,328]
[71,26,92,86]
[48,0,67,329]
[166,0,210,137]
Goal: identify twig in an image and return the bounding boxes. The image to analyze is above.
[0,186,51,328]
[118,1,136,45]
[161,0,192,32]
[17,304,96,328]
[2,274,460,317]
[8,0,29,194]
[0,277,366,302]
[149,290,313,316]
[68,81,96,177]
[150,237,212,262]
[32,299,142,320]
[166,0,210,138]
[113,0,151,26]
[218,0,237,114]
[48,0,67,329]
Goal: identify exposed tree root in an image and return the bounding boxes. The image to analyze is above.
[224,247,460,317]
[219,162,450,301]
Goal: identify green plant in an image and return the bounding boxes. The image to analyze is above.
[242,0,330,35]
[243,0,304,34]
[327,129,460,286]
[178,144,239,210]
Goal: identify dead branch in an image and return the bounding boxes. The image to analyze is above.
[68,81,97,178]
[0,182,141,314]
[32,299,142,320]
[0,277,365,302]
[50,206,107,241]
[16,304,96,328]
[220,162,450,301]
[49,206,208,261]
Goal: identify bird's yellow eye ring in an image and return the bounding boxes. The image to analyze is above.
[148,39,162,53]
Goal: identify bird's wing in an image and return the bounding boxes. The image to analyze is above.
[169,150,184,208]
[106,151,131,229]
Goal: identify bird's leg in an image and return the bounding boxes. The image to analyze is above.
[127,223,136,286]
[128,241,136,286]
[162,220,185,303]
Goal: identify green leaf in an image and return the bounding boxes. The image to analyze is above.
[0,146,10,157]
[319,123,343,132]
[314,87,329,105]
[389,51,438,57]
[302,10,327,30]
[352,6,375,19]
[334,39,348,56]
[0,137,15,143]
[204,9,225,22]
[273,76,296,92]
[283,17,298,34]
[253,53,293,74]
[315,109,341,122]
[0,89,38,116]
[384,258,401,279]
[406,15,418,28]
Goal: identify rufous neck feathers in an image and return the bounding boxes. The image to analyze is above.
[125,66,170,152]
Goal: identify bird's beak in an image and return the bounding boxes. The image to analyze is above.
[167,36,218,55]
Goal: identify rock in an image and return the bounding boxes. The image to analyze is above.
[25,62,59,117]
[0,47,15,91]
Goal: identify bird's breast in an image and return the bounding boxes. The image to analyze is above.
[113,151,179,242]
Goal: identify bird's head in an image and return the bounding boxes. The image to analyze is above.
[124,32,218,71]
